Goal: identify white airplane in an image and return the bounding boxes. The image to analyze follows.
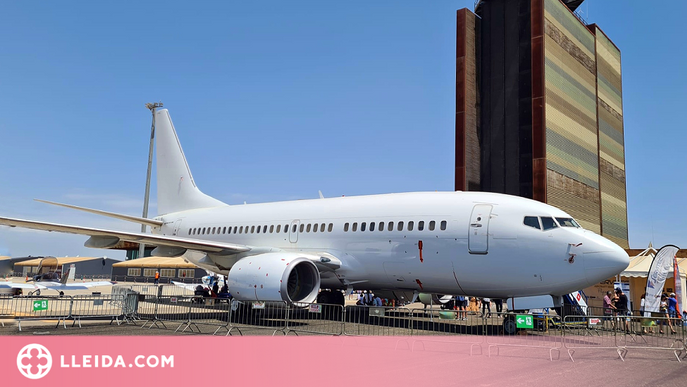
[0,257,113,295]
[0,109,629,307]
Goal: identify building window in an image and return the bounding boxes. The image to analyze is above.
[143,268,156,277]
[160,269,175,278]
[127,268,141,276]
[418,221,424,231]
[440,220,447,230]
[178,269,194,278]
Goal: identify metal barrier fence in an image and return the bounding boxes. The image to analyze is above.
[0,294,138,331]
[563,314,687,362]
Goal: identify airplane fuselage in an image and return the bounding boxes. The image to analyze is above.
[153,191,627,299]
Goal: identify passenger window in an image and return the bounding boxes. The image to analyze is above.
[320,223,325,232]
[299,224,304,233]
[541,217,558,230]
[352,222,358,232]
[523,216,541,230]
[292,224,297,233]
[429,221,436,231]
[284,224,289,233]
[370,222,375,232]
[188,228,192,235]
[276,225,281,233]
[202,227,206,235]
[328,223,333,232]
[418,221,424,231]
[239,226,243,234]
[211,227,216,234]
[361,222,366,232]
[344,223,349,232]
[313,224,317,233]
[379,222,384,231]
[388,221,394,231]
[233,226,238,234]
[306,224,311,233]
[397,221,404,231]
[251,226,255,233]
[270,225,274,233]
[440,221,447,230]
[223,227,226,234]
[408,221,414,231]
[256,226,261,234]
[263,225,267,233]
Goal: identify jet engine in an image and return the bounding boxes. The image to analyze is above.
[227,252,321,304]
[418,293,454,306]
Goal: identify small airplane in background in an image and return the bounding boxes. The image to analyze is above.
[0,257,113,296]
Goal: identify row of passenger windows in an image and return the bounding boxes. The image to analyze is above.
[523,216,580,231]
[343,220,447,232]
[188,219,449,236]
[189,223,335,236]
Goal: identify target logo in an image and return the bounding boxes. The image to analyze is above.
[16,344,52,379]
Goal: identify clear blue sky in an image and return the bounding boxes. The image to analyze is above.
[0,1,685,259]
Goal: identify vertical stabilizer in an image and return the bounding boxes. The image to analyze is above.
[155,109,226,215]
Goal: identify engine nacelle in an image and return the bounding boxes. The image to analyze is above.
[418,293,454,306]
[227,252,321,304]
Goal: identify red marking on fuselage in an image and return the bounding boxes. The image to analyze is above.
[418,240,424,263]
[415,279,424,290]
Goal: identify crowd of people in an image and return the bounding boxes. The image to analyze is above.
[603,287,684,334]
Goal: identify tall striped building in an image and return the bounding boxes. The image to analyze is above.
[455,0,628,248]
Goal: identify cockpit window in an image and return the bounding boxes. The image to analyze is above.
[556,217,580,228]
[540,217,558,230]
[523,216,541,230]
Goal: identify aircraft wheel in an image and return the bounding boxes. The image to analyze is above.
[503,315,518,335]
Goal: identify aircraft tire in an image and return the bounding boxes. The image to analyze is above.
[503,315,518,335]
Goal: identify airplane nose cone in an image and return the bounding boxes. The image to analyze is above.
[582,233,629,284]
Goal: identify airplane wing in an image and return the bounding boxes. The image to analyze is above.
[171,281,204,291]
[0,216,251,255]
[38,281,115,290]
[0,282,38,290]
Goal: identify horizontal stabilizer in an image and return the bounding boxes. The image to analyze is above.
[35,199,163,227]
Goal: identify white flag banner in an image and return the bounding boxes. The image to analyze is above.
[644,245,680,313]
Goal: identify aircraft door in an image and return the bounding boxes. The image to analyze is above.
[289,220,300,243]
[172,219,183,236]
[468,204,492,254]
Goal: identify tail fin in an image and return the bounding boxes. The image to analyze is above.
[155,109,226,215]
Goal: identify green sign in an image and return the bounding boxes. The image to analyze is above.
[516,314,533,329]
[33,300,48,311]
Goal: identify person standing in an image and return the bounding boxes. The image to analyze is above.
[456,295,467,320]
[481,297,492,318]
[154,270,160,285]
[614,288,630,332]
[603,291,615,329]
[493,298,503,317]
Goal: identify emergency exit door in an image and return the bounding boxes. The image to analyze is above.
[469,204,492,254]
